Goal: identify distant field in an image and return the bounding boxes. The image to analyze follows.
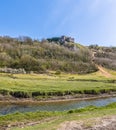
[0,69,116,98]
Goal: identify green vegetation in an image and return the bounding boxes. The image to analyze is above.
[0,36,115,130]
[0,36,115,74]
[89,44,116,70]
[0,111,60,129]
[0,70,115,98]
[0,36,97,74]
[0,102,115,130]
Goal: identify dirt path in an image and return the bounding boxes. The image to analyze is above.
[96,65,112,78]
[92,51,112,78]
[5,117,58,130]
[57,115,116,130]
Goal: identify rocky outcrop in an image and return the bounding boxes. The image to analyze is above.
[0,67,26,74]
[59,36,74,44]
[47,36,75,44]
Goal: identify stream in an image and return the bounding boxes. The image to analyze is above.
[0,97,116,115]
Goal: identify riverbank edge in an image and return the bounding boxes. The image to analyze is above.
[0,93,116,105]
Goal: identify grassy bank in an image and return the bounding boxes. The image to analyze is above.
[0,70,116,99]
[0,102,115,130]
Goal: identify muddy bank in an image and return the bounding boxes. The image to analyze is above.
[0,93,116,105]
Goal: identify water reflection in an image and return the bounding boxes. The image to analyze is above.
[0,97,116,115]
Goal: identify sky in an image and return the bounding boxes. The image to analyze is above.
[0,0,116,46]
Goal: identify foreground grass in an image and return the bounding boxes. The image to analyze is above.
[0,102,113,130]
[0,71,116,98]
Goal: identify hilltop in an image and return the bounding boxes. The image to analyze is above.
[0,36,97,74]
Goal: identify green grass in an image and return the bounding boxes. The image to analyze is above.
[0,71,116,98]
[0,111,60,129]
[1,102,114,130]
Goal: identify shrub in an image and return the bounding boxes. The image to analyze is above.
[55,70,61,75]
[10,91,31,98]
[0,89,9,95]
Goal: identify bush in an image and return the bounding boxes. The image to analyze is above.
[0,89,9,95]
[55,70,61,75]
[10,91,31,98]
[83,89,98,94]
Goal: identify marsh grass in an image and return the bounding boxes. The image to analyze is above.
[0,72,116,98]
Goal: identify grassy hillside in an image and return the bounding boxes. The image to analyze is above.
[89,45,116,70]
[0,36,97,74]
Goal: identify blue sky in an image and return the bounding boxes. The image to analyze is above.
[0,0,116,46]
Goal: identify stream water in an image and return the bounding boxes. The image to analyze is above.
[0,97,116,115]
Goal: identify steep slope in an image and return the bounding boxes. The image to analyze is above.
[89,45,116,71]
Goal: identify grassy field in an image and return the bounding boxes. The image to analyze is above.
[0,69,116,130]
[0,102,115,130]
[0,69,116,98]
